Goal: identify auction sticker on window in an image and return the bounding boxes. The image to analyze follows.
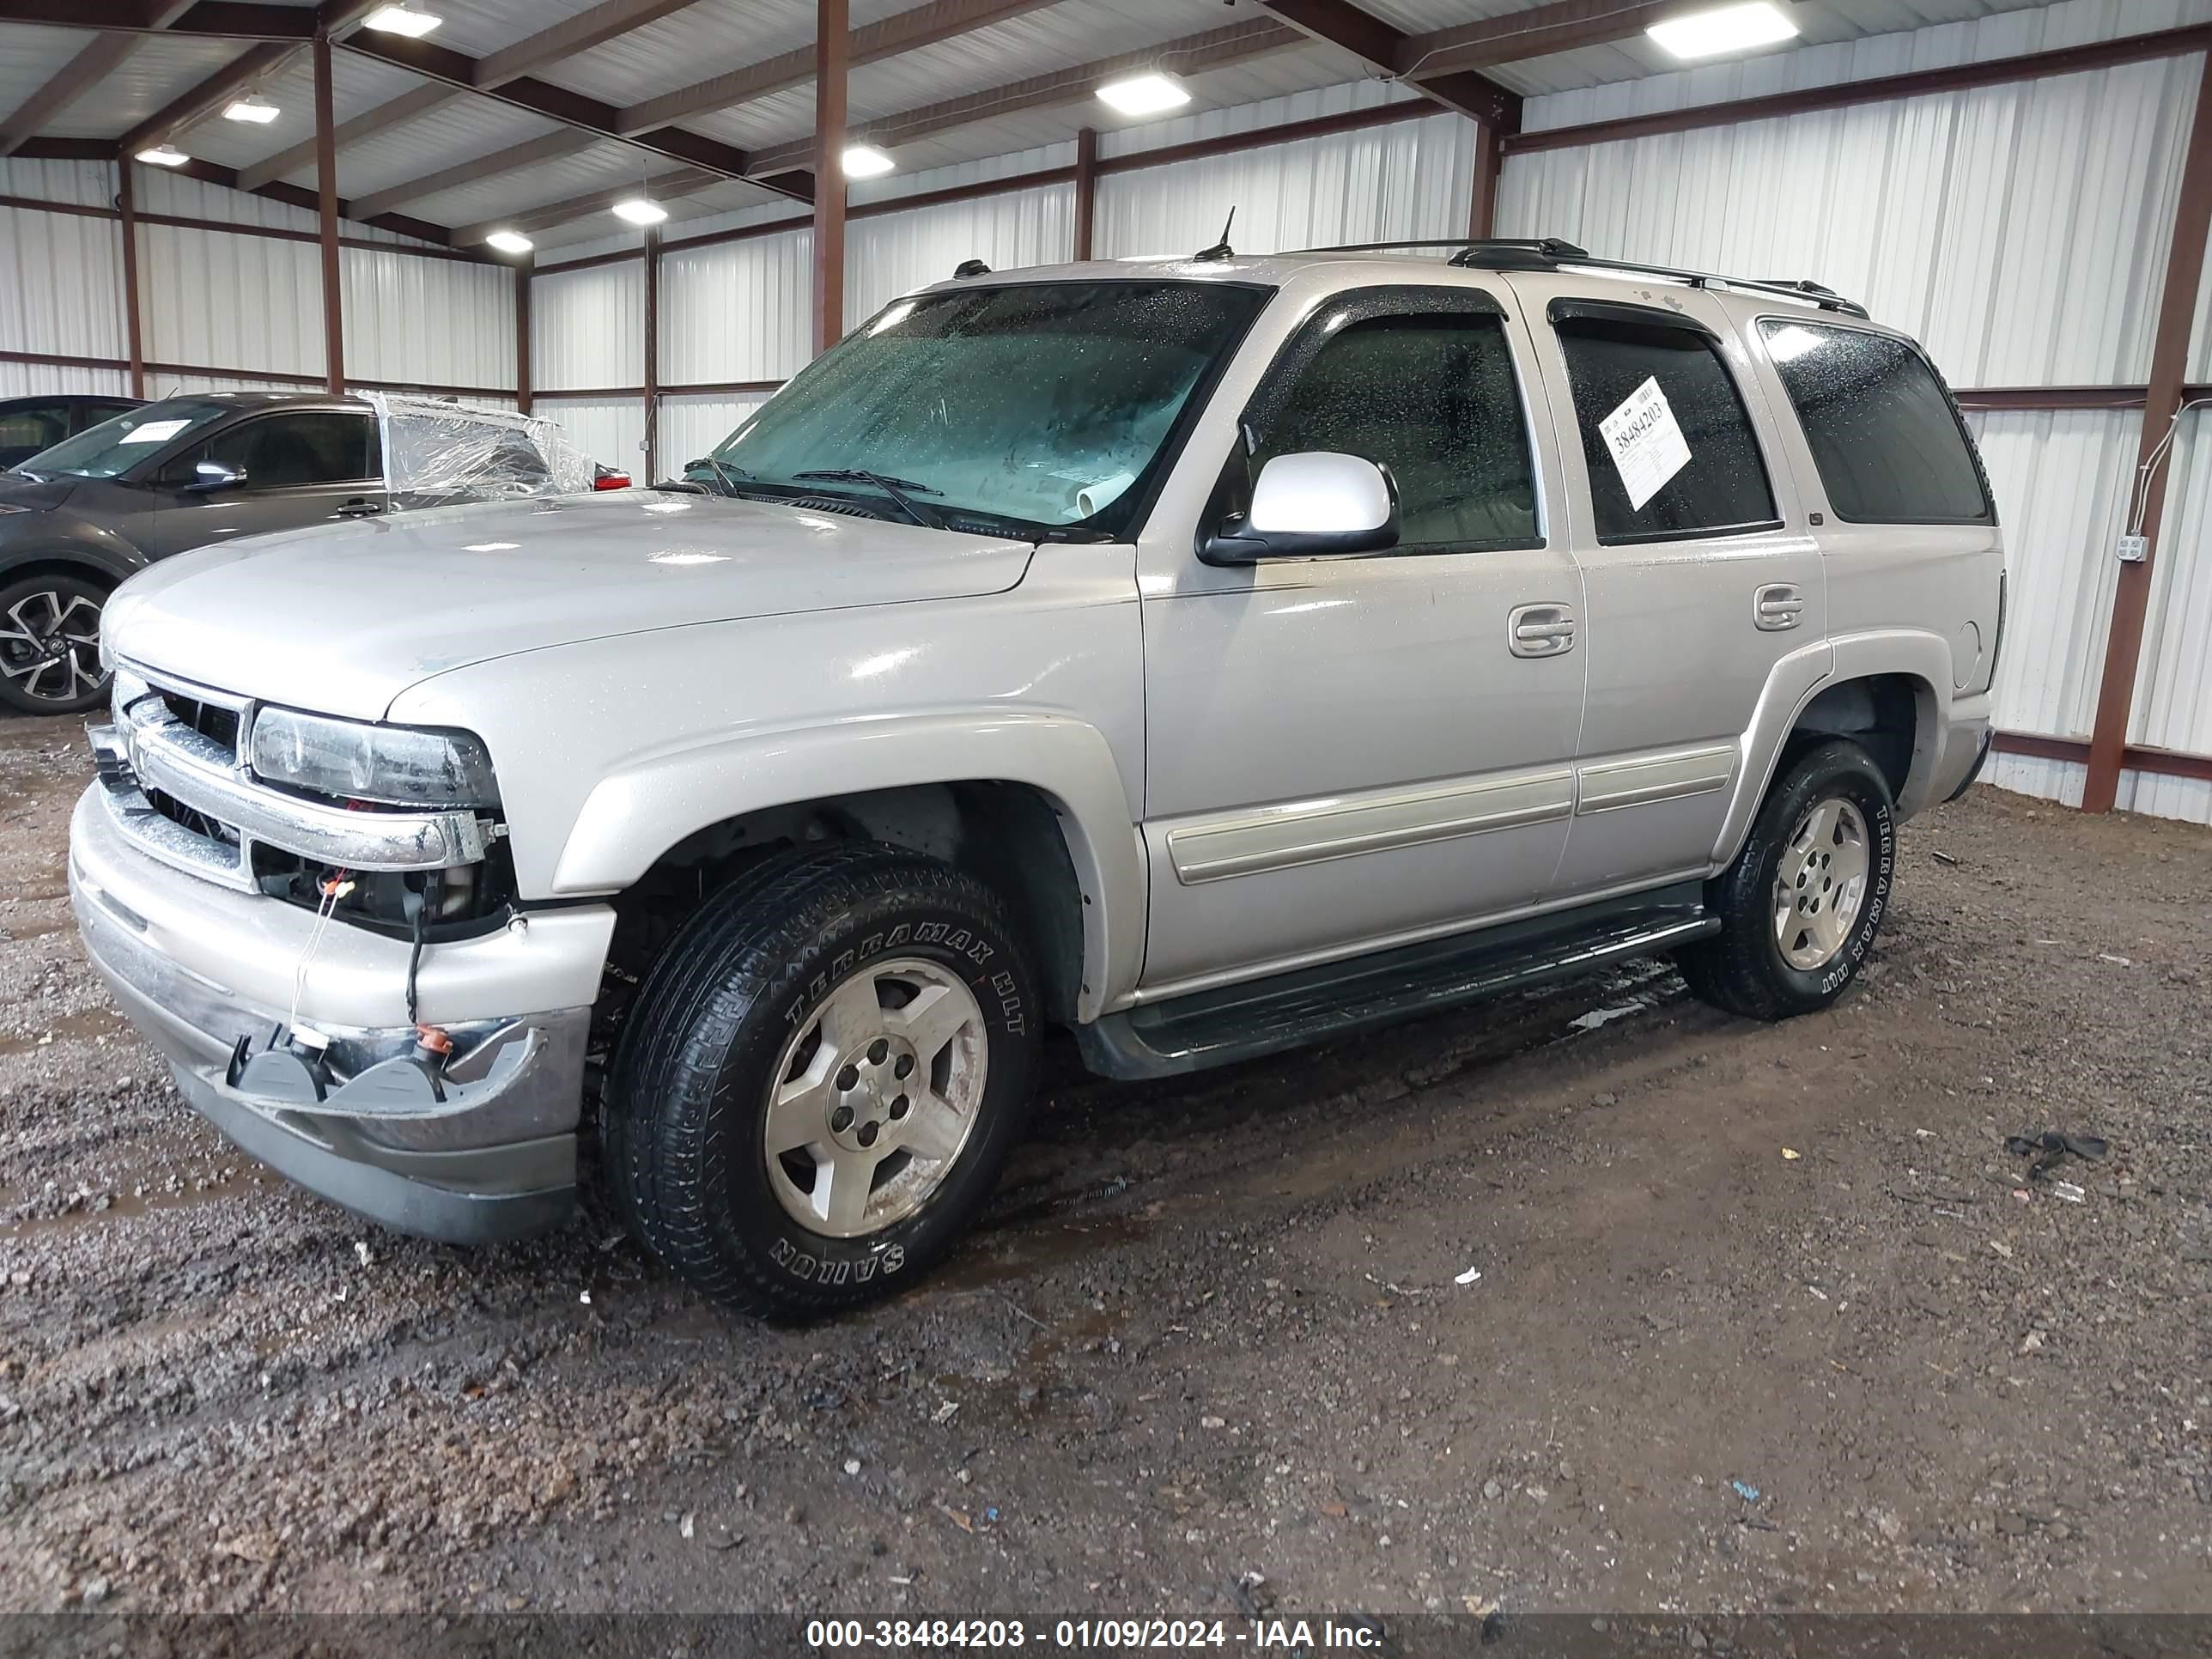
[1597,375,1691,511]
[119,419,192,446]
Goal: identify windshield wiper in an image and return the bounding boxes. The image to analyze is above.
[791,468,946,531]
[687,456,751,498]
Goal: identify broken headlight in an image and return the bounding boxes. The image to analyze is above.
[248,707,501,809]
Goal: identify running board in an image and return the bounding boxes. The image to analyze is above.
[1077,884,1717,1080]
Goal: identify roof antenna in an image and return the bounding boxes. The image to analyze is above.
[1194,206,1236,262]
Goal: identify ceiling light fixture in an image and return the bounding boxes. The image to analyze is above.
[485,229,535,254]
[362,5,442,37]
[135,145,190,167]
[1097,71,1191,118]
[1645,1,1799,59]
[612,197,668,226]
[842,143,896,179]
[222,94,280,124]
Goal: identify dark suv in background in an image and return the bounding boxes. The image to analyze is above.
[0,394,144,470]
[1,392,389,714]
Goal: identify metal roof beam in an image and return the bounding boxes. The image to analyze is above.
[0,0,311,37]
[744,16,1301,173]
[615,0,1056,135]
[235,0,705,191]
[348,127,600,218]
[1394,0,1702,76]
[234,81,457,190]
[1255,0,1520,129]
[115,38,291,156]
[340,29,811,203]
[0,32,140,155]
[449,166,720,244]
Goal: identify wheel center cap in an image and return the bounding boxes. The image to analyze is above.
[824,1039,916,1153]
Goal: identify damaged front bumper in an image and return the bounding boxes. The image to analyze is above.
[69,778,614,1244]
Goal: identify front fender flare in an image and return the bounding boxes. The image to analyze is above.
[549,710,1145,1022]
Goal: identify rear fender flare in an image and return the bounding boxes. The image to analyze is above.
[550,710,1144,1021]
[1716,629,1956,865]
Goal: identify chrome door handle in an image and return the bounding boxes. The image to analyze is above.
[1754,583,1805,631]
[1509,603,1577,658]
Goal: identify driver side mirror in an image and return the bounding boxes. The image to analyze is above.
[1200,451,1400,565]
[184,459,246,493]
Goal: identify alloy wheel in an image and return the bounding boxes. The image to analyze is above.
[762,957,989,1238]
[1771,796,1871,970]
[0,589,104,707]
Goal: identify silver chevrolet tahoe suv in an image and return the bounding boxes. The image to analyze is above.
[70,238,2002,1317]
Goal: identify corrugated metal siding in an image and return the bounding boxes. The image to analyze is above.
[343,246,516,390]
[1986,750,2087,806]
[533,259,645,390]
[137,221,325,378]
[0,203,125,362]
[0,361,130,399]
[533,394,646,472]
[1096,105,1475,259]
[0,157,115,208]
[847,182,1073,321]
[659,392,774,471]
[2133,406,2212,754]
[1516,0,2212,124]
[1499,52,2201,385]
[1965,407,2139,739]
[659,228,811,384]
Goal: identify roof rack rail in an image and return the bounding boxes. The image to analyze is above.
[1448,238,1869,317]
[1277,235,1871,319]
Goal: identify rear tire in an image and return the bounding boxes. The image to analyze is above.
[602,843,1040,1319]
[1677,738,1897,1021]
[0,573,110,715]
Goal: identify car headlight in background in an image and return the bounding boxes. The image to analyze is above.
[249,707,500,809]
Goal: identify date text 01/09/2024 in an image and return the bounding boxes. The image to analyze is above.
[805,1619,1386,1650]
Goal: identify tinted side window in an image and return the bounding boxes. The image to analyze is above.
[0,405,68,453]
[1759,319,1991,523]
[1255,312,1539,550]
[1554,312,1778,544]
[207,413,375,487]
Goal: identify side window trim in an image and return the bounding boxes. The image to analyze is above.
[204,410,379,489]
[1753,314,1996,526]
[1547,299,1784,548]
[1227,282,1547,558]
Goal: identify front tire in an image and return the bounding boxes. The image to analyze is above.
[602,844,1040,1318]
[0,573,110,715]
[1677,738,1897,1021]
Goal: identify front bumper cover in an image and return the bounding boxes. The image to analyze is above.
[70,783,610,1244]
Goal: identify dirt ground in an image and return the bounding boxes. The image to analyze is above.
[0,708,2207,1626]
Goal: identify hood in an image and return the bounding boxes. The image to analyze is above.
[0,472,78,510]
[103,489,1036,720]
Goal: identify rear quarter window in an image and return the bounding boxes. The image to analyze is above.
[1758,319,1993,524]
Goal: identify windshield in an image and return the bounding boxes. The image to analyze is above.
[698,280,1268,537]
[15,398,234,479]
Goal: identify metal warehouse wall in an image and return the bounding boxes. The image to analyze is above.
[0,156,517,401]
[1497,0,2212,821]
[1094,81,1473,258]
[532,256,648,474]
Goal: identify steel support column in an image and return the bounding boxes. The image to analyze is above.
[313,24,343,393]
[2083,50,2212,812]
[515,255,532,415]
[1467,120,1501,240]
[642,224,660,480]
[812,0,848,356]
[1073,125,1097,261]
[116,159,145,397]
